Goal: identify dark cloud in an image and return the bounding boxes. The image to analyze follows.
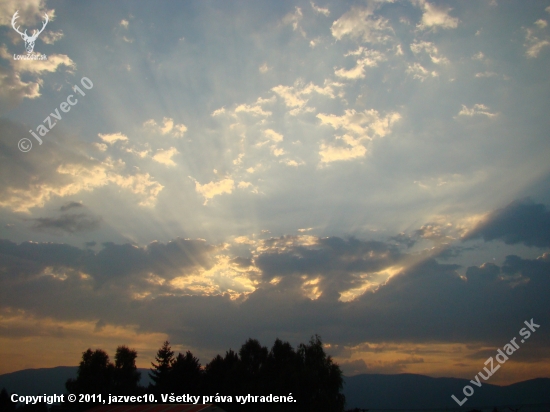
[0,234,549,361]
[60,202,84,212]
[465,198,550,247]
[255,236,401,300]
[30,213,101,234]
[0,237,217,287]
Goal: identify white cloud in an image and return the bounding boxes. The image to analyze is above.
[414,0,459,30]
[406,62,438,81]
[211,107,226,116]
[152,147,179,166]
[235,103,272,117]
[0,46,75,75]
[272,79,342,115]
[319,135,367,163]
[0,158,163,213]
[41,30,63,45]
[0,0,53,25]
[472,51,485,60]
[457,104,498,118]
[0,65,41,111]
[192,178,235,205]
[264,129,283,143]
[310,1,330,16]
[475,71,498,78]
[335,49,386,79]
[173,124,188,138]
[120,19,129,28]
[270,146,285,157]
[237,181,252,189]
[331,6,393,43]
[272,84,307,109]
[98,132,128,145]
[317,109,401,140]
[259,63,270,73]
[410,41,448,64]
[524,27,550,58]
[317,109,400,163]
[535,19,548,29]
[143,117,187,137]
[283,7,305,37]
[280,159,305,167]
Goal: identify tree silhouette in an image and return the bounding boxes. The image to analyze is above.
[0,388,17,412]
[203,349,242,399]
[201,335,344,412]
[171,351,202,394]
[239,339,268,396]
[65,349,114,411]
[296,335,345,412]
[62,335,344,411]
[264,339,301,402]
[113,345,141,395]
[149,341,175,393]
[66,349,114,395]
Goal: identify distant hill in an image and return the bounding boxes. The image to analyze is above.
[1,368,549,409]
[343,373,550,409]
[0,367,152,397]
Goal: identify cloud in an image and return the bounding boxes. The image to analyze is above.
[0,45,73,113]
[457,103,497,118]
[472,51,485,61]
[335,49,386,79]
[41,30,64,45]
[191,177,235,205]
[535,19,548,29]
[0,64,41,112]
[264,129,283,143]
[524,26,550,58]
[272,80,342,115]
[464,198,550,248]
[331,6,393,43]
[406,62,438,81]
[30,213,101,234]
[98,132,128,145]
[310,2,330,16]
[414,0,459,30]
[0,0,53,26]
[152,147,179,166]
[235,103,272,117]
[410,41,449,64]
[282,7,305,37]
[59,201,83,212]
[317,109,401,140]
[317,109,400,163]
[2,48,75,75]
[0,223,549,370]
[254,236,401,301]
[259,63,270,73]
[319,136,367,163]
[0,122,163,212]
[143,117,187,137]
[120,19,129,29]
[475,71,498,78]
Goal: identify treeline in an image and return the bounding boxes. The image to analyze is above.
[1,335,345,412]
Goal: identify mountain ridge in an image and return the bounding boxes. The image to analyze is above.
[1,367,549,409]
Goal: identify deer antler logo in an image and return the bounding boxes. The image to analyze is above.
[11,10,49,54]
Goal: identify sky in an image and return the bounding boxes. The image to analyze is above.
[0,0,549,386]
